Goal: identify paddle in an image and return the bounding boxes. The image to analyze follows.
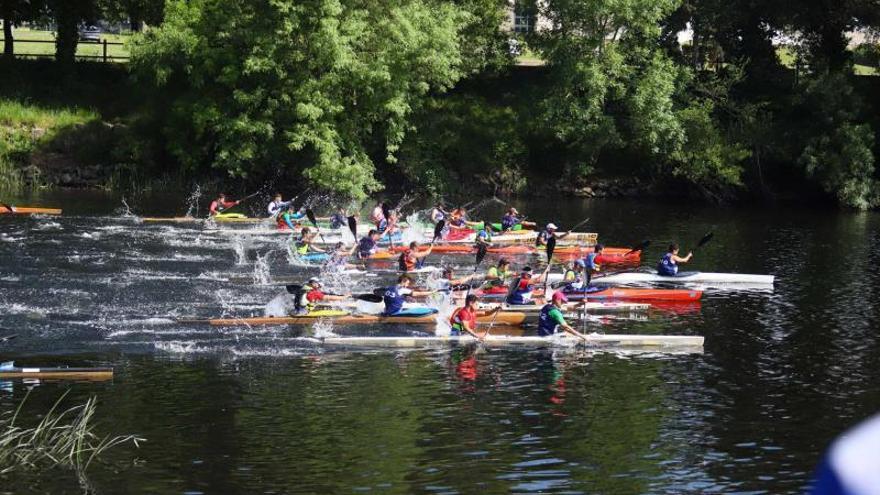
[354,294,383,303]
[0,334,17,343]
[347,215,358,240]
[305,208,327,244]
[381,202,391,224]
[694,232,714,251]
[1,203,14,213]
[625,240,651,256]
[542,236,556,295]
[567,216,591,233]
[432,219,445,244]
[464,244,488,299]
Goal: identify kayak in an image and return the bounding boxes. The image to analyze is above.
[476,286,702,302]
[179,310,528,327]
[0,362,112,380]
[548,270,775,285]
[143,213,265,224]
[313,333,704,349]
[476,301,650,313]
[0,206,62,215]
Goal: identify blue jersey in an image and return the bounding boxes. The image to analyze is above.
[501,214,519,231]
[383,285,411,315]
[657,253,678,276]
[538,304,562,336]
[357,237,376,258]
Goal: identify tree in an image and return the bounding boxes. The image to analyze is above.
[131,0,469,199]
[48,0,96,66]
[1,0,46,60]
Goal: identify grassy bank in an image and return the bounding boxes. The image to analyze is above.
[0,100,99,192]
[1,27,130,61]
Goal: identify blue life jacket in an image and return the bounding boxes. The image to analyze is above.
[537,304,559,336]
[383,285,406,314]
[506,277,533,305]
[501,214,518,231]
[585,252,599,270]
[657,252,678,276]
[357,237,376,258]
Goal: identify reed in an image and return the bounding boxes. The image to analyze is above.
[0,390,143,475]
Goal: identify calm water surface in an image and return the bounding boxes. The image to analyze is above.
[1,191,879,494]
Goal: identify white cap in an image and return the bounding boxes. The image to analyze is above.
[308,277,321,286]
[546,223,558,230]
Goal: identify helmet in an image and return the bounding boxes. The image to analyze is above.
[546,223,558,230]
[574,259,585,267]
[552,291,568,303]
[307,277,321,286]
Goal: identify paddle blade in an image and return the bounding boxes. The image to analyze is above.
[347,216,357,238]
[697,232,714,248]
[285,284,302,294]
[626,240,651,255]
[306,208,318,227]
[475,243,487,267]
[433,220,445,242]
[381,203,390,221]
[354,294,383,303]
[546,236,556,261]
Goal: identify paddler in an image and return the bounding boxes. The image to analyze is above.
[370,201,386,227]
[267,193,291,216]
[326,242,356,269]
[584,244,604,276]
[292,227,325,256]
[500,207,536,232]
[484,258,512,288]
[329,207,348,229]
[383,274,435,316]
[356,229,381,260]
[506,266,545,305]
[430,203,448,223]
[658,243,692,276]
[536,223,571,248]
[399,241,433,272]
[378,210,400,238]
[209,193,240,216]
[437,267,478,293]
[277,204,307,230]
[537,291,580,337]
[474,222,493,247]
[292,278,347,315]
[449,294,501,338]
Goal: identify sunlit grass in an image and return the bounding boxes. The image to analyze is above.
[0,390,143,475]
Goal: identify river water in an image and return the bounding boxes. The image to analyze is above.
[1,191,878,494]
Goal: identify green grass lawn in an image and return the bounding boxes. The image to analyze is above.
[777,45,878,76]
[2,27,131,61]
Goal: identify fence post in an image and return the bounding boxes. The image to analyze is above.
[102,39,107,62]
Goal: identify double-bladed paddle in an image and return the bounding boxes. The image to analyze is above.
[305,208,328,244]
[464,243,488,299]
[625,240,651,256]
[567,217,591,233]
[1,334,18,343]
[694,232,714,251]
[1,203,14,213]
[347,215,358,240]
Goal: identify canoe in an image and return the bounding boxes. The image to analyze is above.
[549,270,775,285]
[179,311,528,327]
[476,286,702,302]
[0,206,62,215]
[314,333,704,349]
[0,366,113,380]
[143,213,265,224]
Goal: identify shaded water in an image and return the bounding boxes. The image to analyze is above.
[1,191,879,493]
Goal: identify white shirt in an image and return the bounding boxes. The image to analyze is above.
[267,200,289,216]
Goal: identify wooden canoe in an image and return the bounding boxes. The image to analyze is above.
[315,333,704,349]
[0,367,113,380]
[0,206,62,215]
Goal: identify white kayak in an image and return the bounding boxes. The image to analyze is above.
[309,333,703,349]
[548,270,774,285]
[476,301,650,314]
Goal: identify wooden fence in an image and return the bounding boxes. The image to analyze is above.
[0,39,129,63]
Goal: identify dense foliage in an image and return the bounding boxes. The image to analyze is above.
[2,0,880,207]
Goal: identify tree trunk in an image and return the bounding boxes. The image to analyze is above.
[2,0,14,60]
[55,0,79,66]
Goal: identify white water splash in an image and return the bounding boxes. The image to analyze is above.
[231,237,251,265]
[252,251,272,284]
[312,319,337,338]
[264,292,292,317]
[400,212,426,246]
[184,184,203,218]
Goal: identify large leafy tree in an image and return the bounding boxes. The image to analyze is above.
[131,0,468,199]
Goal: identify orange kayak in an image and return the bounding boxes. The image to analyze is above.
[0,206,62,215]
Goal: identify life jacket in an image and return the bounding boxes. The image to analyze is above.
[585,252,600,270]
[383,285,406,315]
[449,307,473,335]
[295,239,310,255]
[398,249,416,271]
[506,276,533,305]
[501,214,518,231]
[357,237,376,259]
[657,252,677,276]
[536,230,552,247]
[537,304,560,336]
[486,266,505,287]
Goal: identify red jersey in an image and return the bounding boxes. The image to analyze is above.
[209,199,237,215]
[450,306,477,332]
